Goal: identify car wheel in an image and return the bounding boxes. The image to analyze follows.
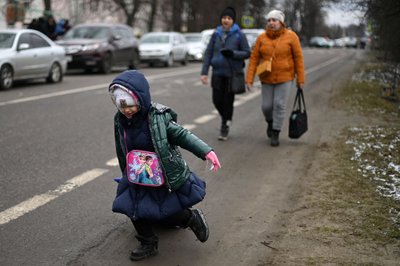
[164,54,173,67]
[85,68,93,73]
[46,62,63,83]
[128,50,140,69]
[100,53,112,74]
[181,53,189,66]
[0,64,13,90]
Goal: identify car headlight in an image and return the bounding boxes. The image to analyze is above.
[82,42,106,51]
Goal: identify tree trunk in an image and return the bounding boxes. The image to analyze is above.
[43,0,52,16]
[172,0,183,32]
[147,0,158,32]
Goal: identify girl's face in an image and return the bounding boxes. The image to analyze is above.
[119,105,140,119]
[266,18,282,30]
[221,16,234,30]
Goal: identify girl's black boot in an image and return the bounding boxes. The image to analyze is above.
[270,130,280,147]
[266,120,273,138]
[130,235,158,261]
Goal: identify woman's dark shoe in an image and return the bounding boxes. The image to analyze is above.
[270,130,280,147]
[218,120,231,141]
[130,235,158,261]
[218,124,229,141]
[266,120,273,138]
[188,209,209,242]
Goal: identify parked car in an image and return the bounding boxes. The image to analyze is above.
[309,36,330,48]
[183,32,205,61]
[200,29,215,47]
[0,29,67,90]
[56,23,140,73]
[242,28,264,49]
[343,36,358,48]
[333,38,346,48]
[139,32,189,67]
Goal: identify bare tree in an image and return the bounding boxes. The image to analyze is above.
[110,0,142,26]
[43,0,52,16]
[247,0,267,28]
[364,0,400,62]
[147,0,157,32]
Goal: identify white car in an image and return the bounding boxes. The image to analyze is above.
[139,32,189,67]
[200,29,215,47]
[242,28,264,49]
[0,29,67,90]
[183,33,205,61]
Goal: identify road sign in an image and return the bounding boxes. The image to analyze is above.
[241,15,254,28]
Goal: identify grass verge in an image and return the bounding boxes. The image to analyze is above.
[322,57,400,244]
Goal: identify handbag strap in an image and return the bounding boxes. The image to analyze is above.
[270,35,281,60]
[292,87,306,112]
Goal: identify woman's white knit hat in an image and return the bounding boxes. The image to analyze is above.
[267,10,285,23]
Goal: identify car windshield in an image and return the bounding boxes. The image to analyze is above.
[185,35,202,43]
[140,35,170,44]
[0,33,16,48]
[63,26,110,40]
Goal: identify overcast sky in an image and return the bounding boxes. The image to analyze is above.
[324,4,365,26]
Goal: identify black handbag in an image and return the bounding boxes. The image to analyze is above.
[289,88,308,139]
[229,71,246,94]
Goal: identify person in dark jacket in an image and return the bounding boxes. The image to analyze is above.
[201,6,250,141]
[109,70,221,261]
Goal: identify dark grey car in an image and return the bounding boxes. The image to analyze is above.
[56,23,140,73]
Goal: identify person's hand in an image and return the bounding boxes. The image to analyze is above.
[245,83,253,91]
[297,83,304,90]
[220,48,234,57]
[201,75,208,85]
[205,151,221,172]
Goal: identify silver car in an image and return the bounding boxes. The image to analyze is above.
[242,28,264,49]
[183,33,205,61]
[0,29,67,90]
[139,32,189,67]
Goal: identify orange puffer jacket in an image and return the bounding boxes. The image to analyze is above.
[246,28,305,85]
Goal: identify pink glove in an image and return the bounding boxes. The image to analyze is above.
[205,151,221,172]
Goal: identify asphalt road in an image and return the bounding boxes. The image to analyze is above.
[0,48,364,266]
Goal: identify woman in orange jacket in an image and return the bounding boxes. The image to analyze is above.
[246,10,305,146]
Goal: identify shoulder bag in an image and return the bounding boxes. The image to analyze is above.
[256,36,281,77]
[228,69,246,94]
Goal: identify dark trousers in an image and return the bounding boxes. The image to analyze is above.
[131,209,192,237]
[211,74,235,124]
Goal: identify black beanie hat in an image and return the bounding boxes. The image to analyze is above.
[220,6,236,21]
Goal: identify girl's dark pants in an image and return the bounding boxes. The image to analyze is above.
[211,74,234,124]
[131,209,192,237]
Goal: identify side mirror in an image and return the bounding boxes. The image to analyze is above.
[18,43,30,51]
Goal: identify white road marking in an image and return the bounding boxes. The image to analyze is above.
[106,158,119,167]
[0,84,105,106]
[305,55,346,74]
[0,168,108,225]
[0,68,200,107]
[0,56,344,225]
[194,114,217,124]
[234,90,261,107]
[182,124,197,130]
